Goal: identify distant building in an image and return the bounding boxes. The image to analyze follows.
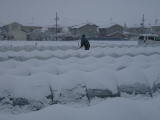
[39,25,64,40]
[127,26,152,35]
[47,25,63,33]
[1,22,45,40]
[127,27,143,35]
[70,23,98,39]
[21,25,42,33]
[2,22,27,40]
[99,24,123,37]
[106,31,128,40]
[106,24,123,34]
[151,26,160,35]
[27,29,45,41]
[0,27,3,40]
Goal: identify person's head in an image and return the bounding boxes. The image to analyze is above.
[82,34,86,38]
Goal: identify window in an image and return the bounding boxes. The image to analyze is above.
[139,36,144,40]
[148,36,155,40]
[155,37,160,41]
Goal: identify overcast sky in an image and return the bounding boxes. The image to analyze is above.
[0,0,160,27]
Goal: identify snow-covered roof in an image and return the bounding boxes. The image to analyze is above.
[71,23,98,29]
[3,22,23,27]
[99,24,123,29]
[140,34,159,37]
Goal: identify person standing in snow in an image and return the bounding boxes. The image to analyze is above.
[80,34,90,50]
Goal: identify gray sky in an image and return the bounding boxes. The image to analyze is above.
[0,0,160,27]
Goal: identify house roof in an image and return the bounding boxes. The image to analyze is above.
[107,31,125,36]
[3,22,23,27]
[71,23,98,29]
[99,24,123,29]
[152,26,160,29]
[140,34,159,37]
[108,24,123,29]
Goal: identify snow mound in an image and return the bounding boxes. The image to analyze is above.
[1,97,160,120]
[0,41,160,114]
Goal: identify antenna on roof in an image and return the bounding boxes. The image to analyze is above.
[110,18,113,25]
[155,18,158,25]
[28,17,34,25]
[31,17,34,25]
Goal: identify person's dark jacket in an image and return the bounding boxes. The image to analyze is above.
[80,36,90,50]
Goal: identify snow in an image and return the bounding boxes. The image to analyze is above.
[1,97,160,120]
[0,40,160,119]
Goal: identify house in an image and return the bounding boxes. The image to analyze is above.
[70,23,98,39]
[99,24,123,37]
[0,28,3,40]
[151,26,160,35]
[2,22,27,40]
[126,26,152,35]
[47,25,63,33]
[27,29,45,41]
[1,22,45,40]
[98,28,108,37]
[106,31,128,40]
[21,25,42,33]
[106,24,123,34]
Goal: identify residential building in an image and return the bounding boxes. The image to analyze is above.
[70,23,98,39]
[1,22,27,40]
[47,25,63,33]
[21,26,42,33]
[99,24,123,37]
[151,26,160,35]
[106,31,128,40]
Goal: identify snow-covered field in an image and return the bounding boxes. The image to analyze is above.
[0,40,160,120]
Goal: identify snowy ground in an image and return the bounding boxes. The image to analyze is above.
[0,40,160,120]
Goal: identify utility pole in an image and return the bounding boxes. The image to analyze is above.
[55,12,59,41]
[140,14,145,34]
[140,14,145,28]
